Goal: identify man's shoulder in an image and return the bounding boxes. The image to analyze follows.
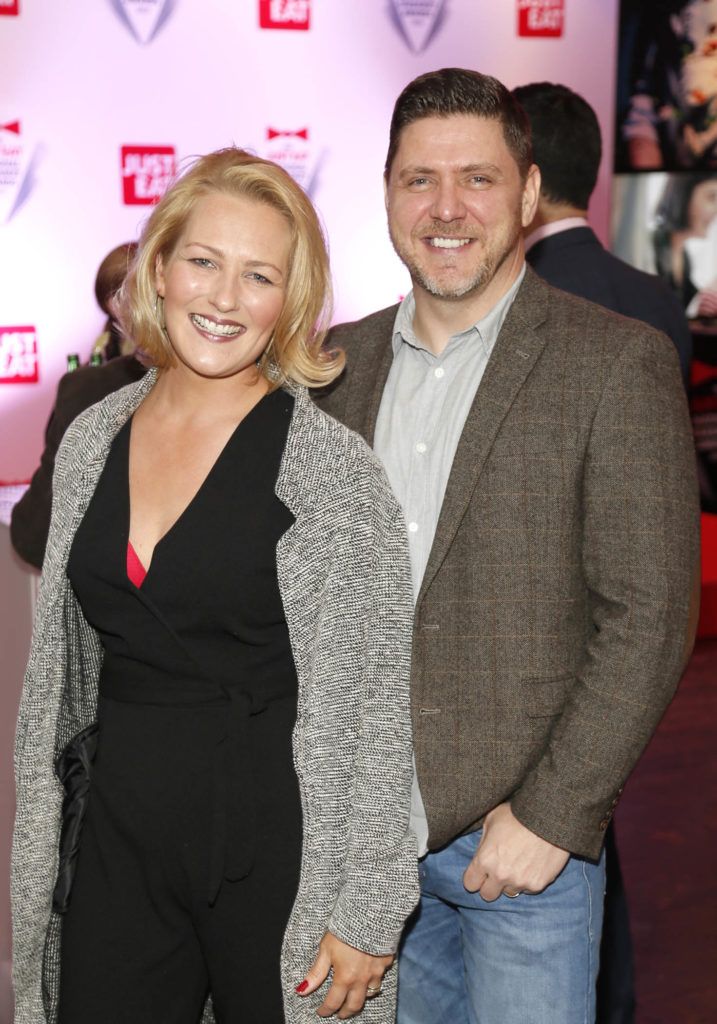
[327,303,399,351]
[534,229,683,324]
[57,356,146,412]
[537,271,677,362]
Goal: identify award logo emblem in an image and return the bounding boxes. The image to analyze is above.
[120,145,176,205]
[109,0,175,44]
[0,121,38,224]
[263,128,322,197]
[388,0,447,53]
[517,0,564,38]
[0,1,20,16]
[0,326,38,384]
[259,0,310,30]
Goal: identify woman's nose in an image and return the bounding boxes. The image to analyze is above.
[211,272,241,312]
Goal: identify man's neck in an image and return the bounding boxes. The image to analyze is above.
[529,200,587,232]
[411,248,525,356]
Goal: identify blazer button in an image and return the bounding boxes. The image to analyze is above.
[599,818,610,830]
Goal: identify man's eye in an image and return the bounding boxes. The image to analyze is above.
[408,177,430,187]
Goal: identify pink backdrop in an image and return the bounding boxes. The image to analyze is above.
[0,0,619,480]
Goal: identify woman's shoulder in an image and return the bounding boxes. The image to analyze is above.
[286,388,400,512]
[55,371,155,483]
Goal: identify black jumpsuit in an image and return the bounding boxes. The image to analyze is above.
[59,390,303,1024]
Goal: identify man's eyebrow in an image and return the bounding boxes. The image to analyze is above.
[397,162,503,177]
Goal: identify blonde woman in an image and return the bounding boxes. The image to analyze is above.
[12,149,418,1024]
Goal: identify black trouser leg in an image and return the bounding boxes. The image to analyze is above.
[596,823,636,1024]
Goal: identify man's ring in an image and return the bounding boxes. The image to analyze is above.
[504,889,521,898]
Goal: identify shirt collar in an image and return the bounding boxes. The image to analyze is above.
[392,264,526,361]
[524,216,589,254]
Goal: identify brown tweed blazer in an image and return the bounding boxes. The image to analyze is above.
[317,267,700,860]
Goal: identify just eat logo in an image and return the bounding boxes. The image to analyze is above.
[0,0,20,15]
[120,145,176,205]
[517,0,564,38]
[0,327,38,383]
[259,0,310,30]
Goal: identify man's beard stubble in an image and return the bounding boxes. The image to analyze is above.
[388,215,522,301]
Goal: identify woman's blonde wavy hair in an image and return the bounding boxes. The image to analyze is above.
[118,147,343,389]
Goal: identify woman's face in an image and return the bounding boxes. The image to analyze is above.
[155,191,292,382]
[687,179,717,237]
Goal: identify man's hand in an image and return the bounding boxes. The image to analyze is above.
[296,931,394,1019]
[463,802,569,901]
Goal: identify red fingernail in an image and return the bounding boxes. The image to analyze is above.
[296,980,308,994]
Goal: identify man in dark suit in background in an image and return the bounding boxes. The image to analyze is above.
[10,242,145,570]
[10,355,145,569]
[513,81,692,385]
[512,80,694,1024]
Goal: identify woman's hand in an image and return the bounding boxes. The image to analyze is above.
[295,931,394,1019]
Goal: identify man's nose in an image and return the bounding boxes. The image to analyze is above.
[430,182,466,222]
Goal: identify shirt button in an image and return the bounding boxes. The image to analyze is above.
[408,522,419,533]
[434,367,445,379]
[416,442,427,454]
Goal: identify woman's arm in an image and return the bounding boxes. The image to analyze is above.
[297,488,419,1016]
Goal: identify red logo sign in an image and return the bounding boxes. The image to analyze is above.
[259,0,310,30]
[0,1,20,15]
[120,145,176,205]
[0,327,38,383]
[517,0,564,37]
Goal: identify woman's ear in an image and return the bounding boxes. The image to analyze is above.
[155,253,165,298]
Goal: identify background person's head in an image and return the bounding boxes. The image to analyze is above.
[120,147,341,389]
[511,82,601,219]
[93,242,138,359]
[385,67,533,183]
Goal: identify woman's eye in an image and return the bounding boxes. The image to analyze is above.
[250,272,272,285]
[191,257,214,269]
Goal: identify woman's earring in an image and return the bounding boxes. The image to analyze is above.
[154,293,165,329]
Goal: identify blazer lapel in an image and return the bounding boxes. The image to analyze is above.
[418,269,551,604]
[342,306,396,444]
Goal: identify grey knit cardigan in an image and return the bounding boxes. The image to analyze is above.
[12,370,419,1024]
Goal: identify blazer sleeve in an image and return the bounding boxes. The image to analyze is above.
[510,329,700,859]
[327,486,420,954]
[9,371,83,569]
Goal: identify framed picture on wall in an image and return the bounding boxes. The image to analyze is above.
[615,0,717,172]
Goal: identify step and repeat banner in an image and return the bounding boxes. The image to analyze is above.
[1,0,618,479]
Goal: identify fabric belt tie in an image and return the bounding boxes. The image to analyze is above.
[99,663,296,907]
[209,687,265,905]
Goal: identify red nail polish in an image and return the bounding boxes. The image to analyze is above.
[296,980,308,994]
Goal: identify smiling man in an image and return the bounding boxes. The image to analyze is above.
[317,68,699,1024]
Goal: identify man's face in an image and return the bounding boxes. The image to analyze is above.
[385,114,538,301]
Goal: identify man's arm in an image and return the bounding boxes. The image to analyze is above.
[467,327,699,896]
[512,328,699,858]
[10,373,81,569]
[10,357,146,568]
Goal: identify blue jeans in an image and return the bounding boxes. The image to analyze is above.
[397,831,606,1024]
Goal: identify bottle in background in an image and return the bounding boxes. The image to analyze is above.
[66,354,80,372]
